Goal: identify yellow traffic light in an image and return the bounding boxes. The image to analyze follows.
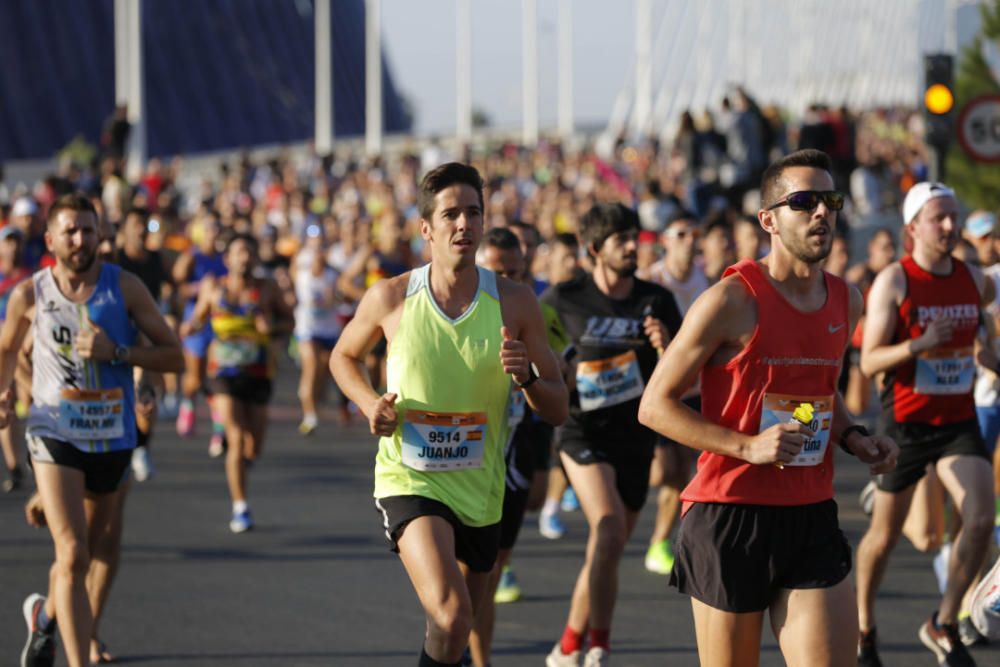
[925,84,954,114]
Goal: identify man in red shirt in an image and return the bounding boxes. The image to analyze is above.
[638,149,897,666]
[855,182,996,667]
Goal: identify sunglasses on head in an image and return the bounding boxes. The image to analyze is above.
[766,190,845,212]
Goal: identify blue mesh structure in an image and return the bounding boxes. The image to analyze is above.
[0,0,411,160]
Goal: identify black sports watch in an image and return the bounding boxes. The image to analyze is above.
[112,345,130,366]
[514,362,540,389]
[838,424,869,456]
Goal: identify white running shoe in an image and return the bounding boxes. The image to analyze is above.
[130,447,154,482]
[546,642,580,667]
[539,510,566,540]
[208,434,225,459]
[229,509,254,534]
[583,646,610,667]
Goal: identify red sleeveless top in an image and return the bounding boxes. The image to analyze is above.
[681,259,849,507]
[881,256,979,425]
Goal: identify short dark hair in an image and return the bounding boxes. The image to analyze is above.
[47,193,97,226]
[760,149,833,209]
[553,232,579,250]
[579,203,639,255]
[508,220,541,246]
[224,232,258,255]
[482,227,521,252]
[418,162,484,220]
[125,206,150,223]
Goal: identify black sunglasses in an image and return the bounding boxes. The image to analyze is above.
[767,190,845,212]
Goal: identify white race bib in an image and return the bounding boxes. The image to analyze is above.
[213,339,259,369]
[401,410,487,471]
[576,349,645,412]
[759,393,833,467]
[915,348,975,395]
[58,388,124,440]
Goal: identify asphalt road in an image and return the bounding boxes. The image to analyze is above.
[1,364,998,666]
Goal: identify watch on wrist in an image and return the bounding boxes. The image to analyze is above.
[515,362,540,389]
[838,424,869,456]
[113,345,130,366]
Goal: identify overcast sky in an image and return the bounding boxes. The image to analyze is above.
[380,0,636,135]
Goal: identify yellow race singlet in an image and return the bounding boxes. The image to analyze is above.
[374,264,511,527]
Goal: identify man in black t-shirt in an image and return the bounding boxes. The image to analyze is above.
[543,203,682,667]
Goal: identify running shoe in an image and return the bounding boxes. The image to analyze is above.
[176,401,195,437]
[159,393,179,420]
[857,627,882,667]
[208,433,226,459]
[21,593,56,667]
[130,447,154,482]
[918,612,976,666]
[298,414,318,436]
[229,509,254,534]
[545,642,580,667]
[644,539,675,575]
[539,509,566,540]
[3,465,23,493]
[494,565,521,603]
[934,543,952,595]
[583,646,609,667]
[958,615,988,647]
[859,480,876,516]
[561,488,580,512]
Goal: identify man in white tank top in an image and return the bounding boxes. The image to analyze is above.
[0,194,183,667]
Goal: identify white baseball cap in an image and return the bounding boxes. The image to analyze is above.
[902,182,956,225]
[11,197,37,218]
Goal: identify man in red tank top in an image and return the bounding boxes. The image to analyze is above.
[638,149,897,667]
[855,182,996,667]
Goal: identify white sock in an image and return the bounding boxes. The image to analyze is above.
[233,500,249,514]
[542,498,560,515]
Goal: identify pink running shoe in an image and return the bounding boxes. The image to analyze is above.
[176,402,195,437]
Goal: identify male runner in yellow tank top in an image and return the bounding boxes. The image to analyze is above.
[330,162,567,667]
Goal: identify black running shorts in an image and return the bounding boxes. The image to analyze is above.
[374,495,500,573]
[876,418,989,493]
[557,432,654,512]
[670,500,852,613]
[499,484,529,550]
[208,375,273,405]
[26,435,132,495]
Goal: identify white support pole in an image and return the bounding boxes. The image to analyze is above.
[114,0,129,105]
[125,0,145,181]
[521,0,538,147]
[456,0,472,144]
[365,0,383,156]
[634,0,653,139]
[315,0,333,155]
[557,0,574,139]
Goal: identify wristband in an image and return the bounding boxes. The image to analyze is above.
[838,424,869,456]
[514,362,540,389]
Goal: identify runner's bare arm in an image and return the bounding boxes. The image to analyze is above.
[0,281,34,426]
[117,271,184,372]
[179,277,215,337]
[499,280,568,426]
[265,277,295,337]
[859,262,944,377]
[171,251,200,301]
[638,278,813,465]
[831,286,898,471]
[330,276,405,435]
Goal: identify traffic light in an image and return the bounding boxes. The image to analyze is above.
[924,53,955,149]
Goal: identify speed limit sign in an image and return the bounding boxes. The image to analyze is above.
[958,94,1000,162]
